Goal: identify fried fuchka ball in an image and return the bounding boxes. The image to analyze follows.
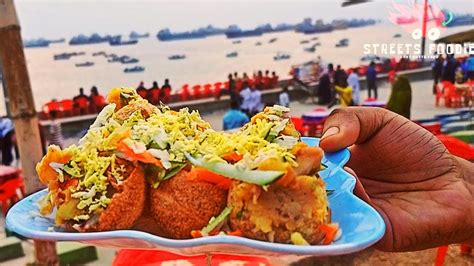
[150,169,228,239]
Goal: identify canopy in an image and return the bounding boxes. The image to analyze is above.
[435,29,474,44]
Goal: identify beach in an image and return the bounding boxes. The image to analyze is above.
[0,24,471,115]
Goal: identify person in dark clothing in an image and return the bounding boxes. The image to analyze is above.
[432,55,444,94]
[0,117,14,166]
[441,54,457,84]
[326,63,338,108]
[228,73,239,104]
[318,72,332,105]
[160,79,172,103]
[136,81,148,99]
[366,61,378,99]
[73,88,90,115]
[148,81,160,105]
[334,65,348,87]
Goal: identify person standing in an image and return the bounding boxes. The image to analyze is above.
[161,79,172,103]
[223,100,249,131]
[334,65,347,87]
[248,85,262,117]
[366,61,378,99]
[386,76,412,119]
[148,81,161,105]
[278,87,290,107]
[347,69,360,105]
[432,55,444,94]
[73,88,90,115]
[239,84,252,117]
[136,81,148,99]
[0,117,14,165]
[227,74,239,104]
[441,54,457,84]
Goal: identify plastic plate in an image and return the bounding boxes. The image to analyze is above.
[6,137,385,256]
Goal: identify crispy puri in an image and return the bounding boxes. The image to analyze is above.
[150,170,228,239]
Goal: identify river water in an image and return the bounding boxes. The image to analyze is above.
[0,24,471,115]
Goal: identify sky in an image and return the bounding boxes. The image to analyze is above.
[14,0,474,39]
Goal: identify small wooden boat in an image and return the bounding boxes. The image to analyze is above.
[75,62,94,67]
[124,66,145,73]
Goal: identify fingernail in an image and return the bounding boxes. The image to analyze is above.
[322,127,339,139]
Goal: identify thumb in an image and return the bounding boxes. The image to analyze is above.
[319,107,392,152]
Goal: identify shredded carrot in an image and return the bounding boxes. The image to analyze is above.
[320,224,339,245]
[227,230,242,236]
[116,141,162,167]
[276,166,296,187]
[190,230,202,238]
[222,152,243,163]
[188,167,231,190]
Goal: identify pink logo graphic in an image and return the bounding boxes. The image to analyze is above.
[388,0,446,41]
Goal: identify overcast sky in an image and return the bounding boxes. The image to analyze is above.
[15,0,474,39]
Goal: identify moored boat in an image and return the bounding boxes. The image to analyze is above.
[75,62,94,67]
[274,53,290,61]
[226,52,238,58]
[124,66,145,73]
[168,54,186,60]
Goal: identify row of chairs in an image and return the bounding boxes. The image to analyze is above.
[435,80,474,108]
[40,95,107,120]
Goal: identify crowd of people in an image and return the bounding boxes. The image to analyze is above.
[431,53,474,94]
[223,70,286,130]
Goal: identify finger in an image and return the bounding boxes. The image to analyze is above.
[319,107,392,152]
[344,166,371,203]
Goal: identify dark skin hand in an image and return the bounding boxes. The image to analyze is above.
[319,107,474,252]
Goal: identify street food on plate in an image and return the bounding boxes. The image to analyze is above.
[36,88,339,245]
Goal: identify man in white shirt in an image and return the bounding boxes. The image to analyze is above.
[279,87,290,107]
[347,69,360,105]
[239,85,252,116]
[248,86,262,116]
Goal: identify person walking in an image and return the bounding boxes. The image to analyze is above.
[366,61,378,99]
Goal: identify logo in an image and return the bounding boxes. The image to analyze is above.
[362,0,472,59]
[388,0,446,41]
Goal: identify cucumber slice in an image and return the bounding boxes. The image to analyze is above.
[201,207,232,235]
[185,153,284,186]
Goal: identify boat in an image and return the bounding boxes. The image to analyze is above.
[255,42,262,46]
[109,36,138,46]
[300,40,310,44]
[157,28,206,41]
[335,38,349,47]
[274,53,290,61]
[225,28,263,39]
[268,38,277,43]
[121,58,139,64]
[314,42,321,46]
[232,40,242,44]
[303,24,334,34]
[393,33,402,38]
[92,51,107,57]
[168,55,186,60]
[124,66,145,73]
[69,34,112,45]
[226,52,238,58]
[75,62,94,67]
[129,31,150,39]
[24,39,49,48]
[48,38,66,44]
[53,52,83,60]
[311,37,319,41]
[304,46,316,53]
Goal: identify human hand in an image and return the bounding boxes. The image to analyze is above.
[319,107,474,251]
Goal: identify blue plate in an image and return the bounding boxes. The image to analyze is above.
[6,137,385,256]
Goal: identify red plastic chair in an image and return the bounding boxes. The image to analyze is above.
[74,97,89,115]
[213,82,222,99]
[59,99,74,117]
[0,177,25,215]
[442,81,463,108]
[435,83,445,107]
[179,84,190,102]
[192,85,201,99]
[291,117,307,136]
[202,84,212,98]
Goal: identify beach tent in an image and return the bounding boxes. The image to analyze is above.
[435,29,474,44]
